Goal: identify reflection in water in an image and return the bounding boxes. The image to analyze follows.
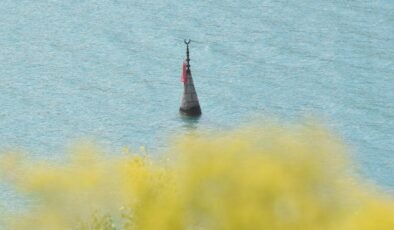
[180,114,201,132]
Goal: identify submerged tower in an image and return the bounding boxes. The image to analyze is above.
[179,40,202,116]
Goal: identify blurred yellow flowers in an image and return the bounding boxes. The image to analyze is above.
[0,123,393,229]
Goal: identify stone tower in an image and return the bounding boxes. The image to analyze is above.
[179,40,202,116]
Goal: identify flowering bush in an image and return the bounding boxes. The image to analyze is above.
[1,123,393,229]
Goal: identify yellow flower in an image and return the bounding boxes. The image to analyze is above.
[1,122,393,229]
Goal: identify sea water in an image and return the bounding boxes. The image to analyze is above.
[0,0,393,205]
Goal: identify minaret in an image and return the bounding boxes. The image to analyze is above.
[179,40,202,116]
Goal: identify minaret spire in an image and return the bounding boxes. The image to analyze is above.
[179,39,202,116]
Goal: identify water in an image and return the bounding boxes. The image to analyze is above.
[0,0,392,195]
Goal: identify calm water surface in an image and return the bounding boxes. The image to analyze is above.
[0,0,393,208]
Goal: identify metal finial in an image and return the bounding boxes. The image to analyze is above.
[184,39,191,45]
[184,39,191,70]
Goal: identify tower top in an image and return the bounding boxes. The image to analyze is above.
[184,39,191,70]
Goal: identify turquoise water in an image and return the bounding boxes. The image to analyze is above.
[0,0,392,197]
